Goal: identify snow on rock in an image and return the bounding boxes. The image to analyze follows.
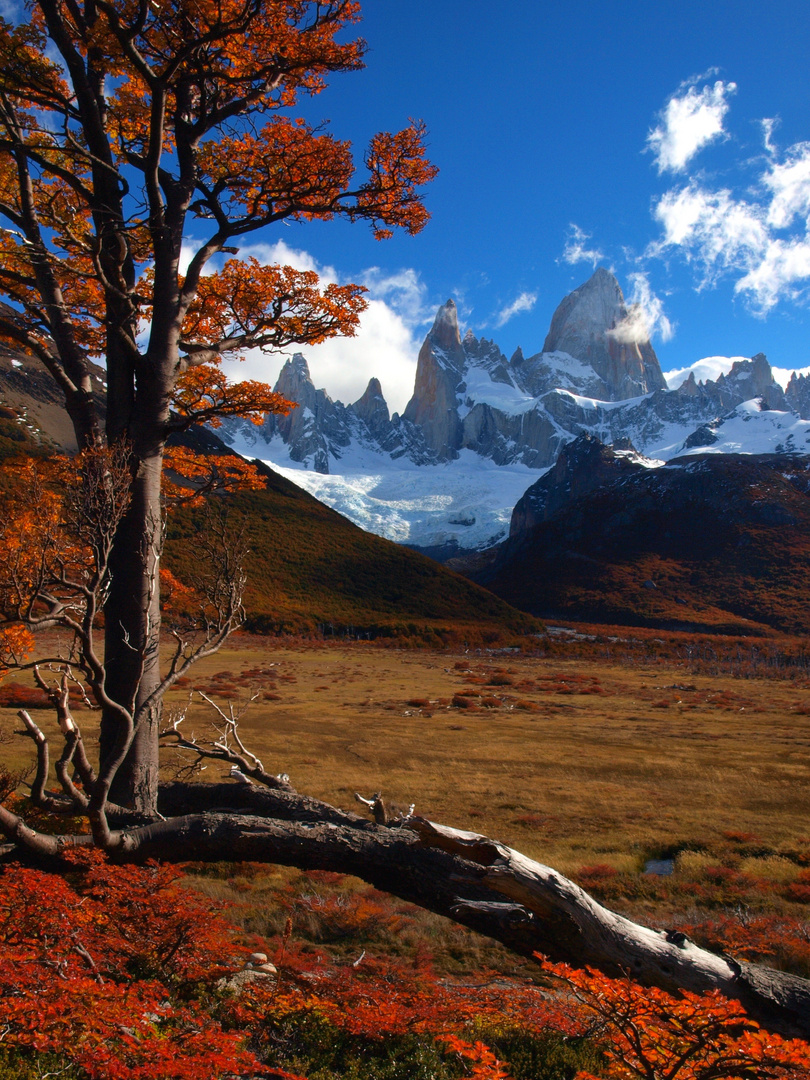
[219,269,810,556]
[677,400,810,457]
[255,443,543,552]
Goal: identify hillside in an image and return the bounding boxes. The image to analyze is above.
[459,438,810,636]
[163,458,542,644]
[0,356,539,643]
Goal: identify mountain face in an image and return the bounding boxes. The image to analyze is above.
[541,266,668,399]
[461,441,810,635]
[214,266,810,555]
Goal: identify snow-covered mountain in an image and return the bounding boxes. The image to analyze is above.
[220,268,810,557]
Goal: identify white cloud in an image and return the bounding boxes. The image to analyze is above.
[650,173,810,314]
[764,142,810,228]
[664,355,746,389]
[772,364,810,389]
[646,80,810,314]
[494,291,537,327]
[651,183,768,287]
[734,236,810,311]
[761,117,779,156]
[647,79,735,173]
[561,224,605,268]
[609,272,674,345]
[219,241,430,414]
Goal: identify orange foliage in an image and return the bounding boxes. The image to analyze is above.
[3,853,810,1080]
[0,852,271,1079]
[162,445,267,505]
[542,959,810,1079]
[443,1036,514,1080]
[181,260,367,357]
[171,361,294,428]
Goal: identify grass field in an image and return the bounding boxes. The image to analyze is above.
[7,631,810,872]
[5,629,810,973]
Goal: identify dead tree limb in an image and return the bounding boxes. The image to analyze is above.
[4,780,807,1040]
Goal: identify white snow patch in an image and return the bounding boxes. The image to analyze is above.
[556,389,652,411]
[541,350,598,380]
[233,434,545,550]
[613,449,666,468]
[460,366,535,417]
[678,400,810,456]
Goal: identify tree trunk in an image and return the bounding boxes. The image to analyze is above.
[99,449,164,812]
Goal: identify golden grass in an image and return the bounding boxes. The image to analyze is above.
[5,635,810,880]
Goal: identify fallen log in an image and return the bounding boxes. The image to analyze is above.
[3,781,810,1038]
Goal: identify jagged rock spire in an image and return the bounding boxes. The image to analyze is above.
[543,267,668,399]
[402,300,465,460]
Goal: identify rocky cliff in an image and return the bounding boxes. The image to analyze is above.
[541,266,668,399]
[214,267,810,555]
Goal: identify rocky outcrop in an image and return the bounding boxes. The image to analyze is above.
[542,267,668,400]
[350,377,390,440]
[510,434,650,537]
[271,354,352,472]
[402,299,466,460]
[785,371,810,419]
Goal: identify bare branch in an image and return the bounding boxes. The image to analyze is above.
[160,691,293,791]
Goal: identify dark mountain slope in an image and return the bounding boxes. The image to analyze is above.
[165,457,541,642]
[0,344,107,451]
[462,438,810,635]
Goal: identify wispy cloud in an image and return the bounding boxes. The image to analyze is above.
[647,84,810,314]
[764,141,810,228]
[647,77,735,174]
[494,291,537,327]
[561,224,605,268]
[609,272,674,345]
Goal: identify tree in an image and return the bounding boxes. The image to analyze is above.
[0,0,436,811]
[2,0,810,1047]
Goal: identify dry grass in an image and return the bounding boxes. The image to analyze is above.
[5,634,810,879]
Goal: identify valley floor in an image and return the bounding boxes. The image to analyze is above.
[155,632,810,879]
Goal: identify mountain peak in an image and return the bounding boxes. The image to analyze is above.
[542,268,667,399]
[402,299,465,460]
[429,298,462,352]
[352,377,390,434]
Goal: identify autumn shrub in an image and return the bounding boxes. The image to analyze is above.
[0,681,50,708]
[487,673,514,687]
[0,853,264,1079]
[514,698,540,711]
[542,959,810,1079]
[5,851,810,1080]
[452,693,478,709]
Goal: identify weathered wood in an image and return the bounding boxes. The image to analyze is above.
[4,782,810,1040]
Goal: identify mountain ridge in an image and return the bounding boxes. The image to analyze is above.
[452,437,810,636]
[220,268,810,557]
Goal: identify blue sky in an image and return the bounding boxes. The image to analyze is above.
[225,3,810,412]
